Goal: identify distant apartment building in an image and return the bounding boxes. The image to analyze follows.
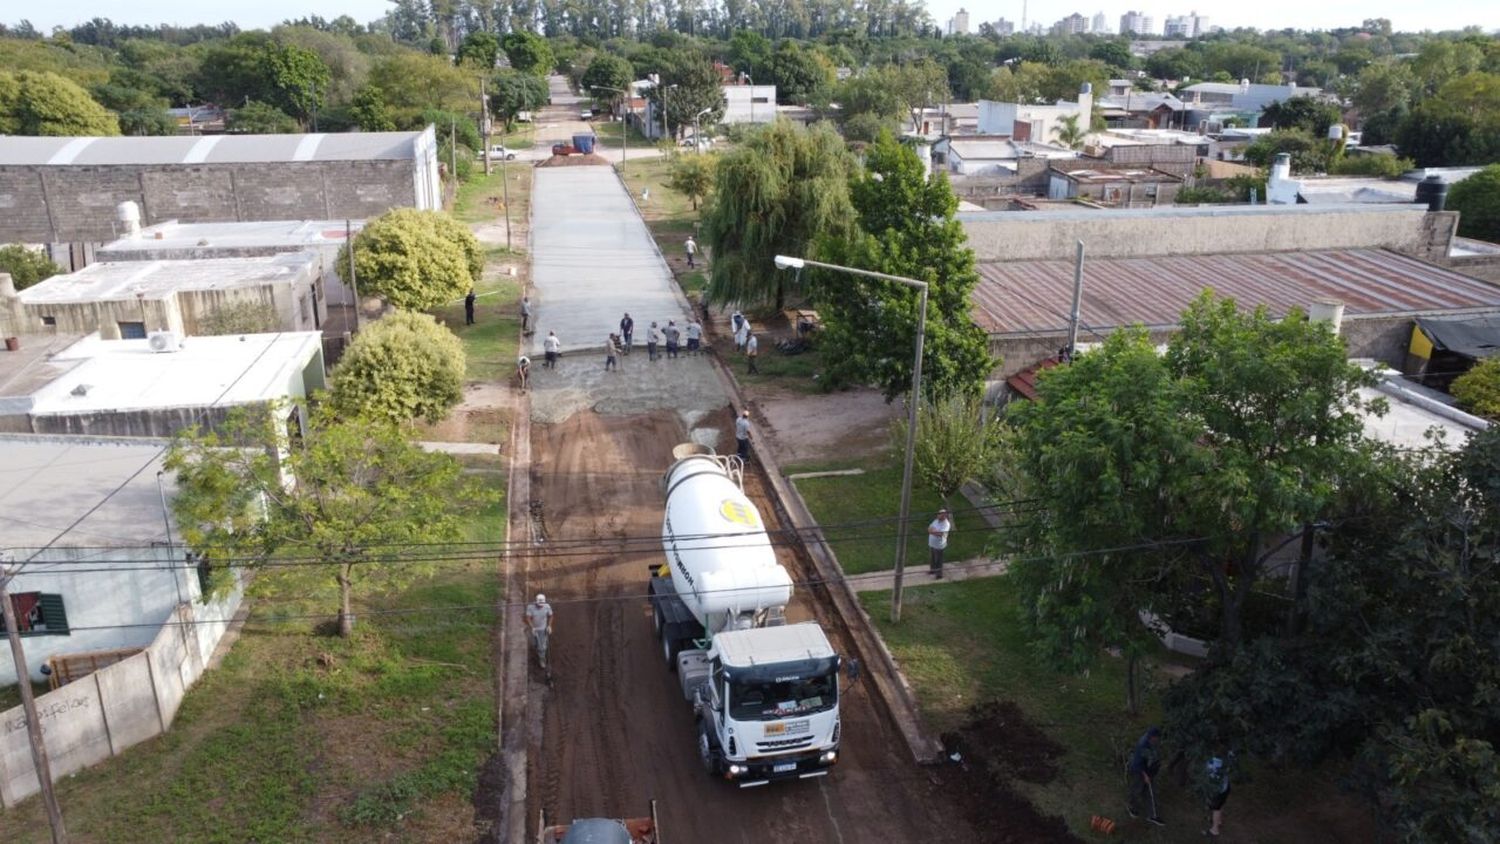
[1054,12,1089,34]
[992,17,1015,35]
[1164,11,1210,37]
[1120,11,1156,35]
[947,8,971,34]
[1091,11,1111,33]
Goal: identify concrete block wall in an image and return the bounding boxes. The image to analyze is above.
[0,161,421,244]
[0,589,241,809]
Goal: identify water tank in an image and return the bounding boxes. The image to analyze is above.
[116,201,142,238]
[1415,174,1448,212]
[572,134,596,155]
[661,452,792,626]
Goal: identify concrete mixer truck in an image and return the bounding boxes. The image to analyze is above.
[648,444,843,788]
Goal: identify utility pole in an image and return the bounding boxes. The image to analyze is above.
[449,120,458,196]
[345,219,361,334]
[1066,240,1085,360]
[0,560,68,843]
[481,76,492,176]
[501,159,512,251]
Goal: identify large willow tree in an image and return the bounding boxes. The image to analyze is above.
[700,120,856,311]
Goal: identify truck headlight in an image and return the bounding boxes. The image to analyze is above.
[820,751,838,765]
[727,764,746,777]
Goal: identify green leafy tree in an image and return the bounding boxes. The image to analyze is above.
[1447,163,1500,245]
[727,30,772,79]
[502,30,554,76]
[1008,327,1205,713]
[489,69,549,131]
[1452,356,1500,419]
[581,53,632,102]
[228,100,298,133]
[349,85,397,131]
[701,121,856,311]
[338,208,482,311]
[263,42,330,127]
[647,53,727,140]
[1053,112,1085,149]
[0,244,62,290]
[1396,73,1500,167]
[454,30,500,69]
[166,404,493,637]
[814,131,991,400]
[1243,129,1333,174]
[366,52,477,124]
[91,76,173,135]
[1260,96,1342,137]
[330,311,466,425]
[666,152,718,210]
[1089,39,1135,72]
[1329,154,1414,178]
[767,40,832,105]
[891,394,1003,508]
[0,70,119,135]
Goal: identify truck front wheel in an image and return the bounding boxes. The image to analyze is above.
[698,719,722,776]
[661,626,680,672]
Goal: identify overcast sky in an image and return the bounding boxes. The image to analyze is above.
[14,0,1500,36]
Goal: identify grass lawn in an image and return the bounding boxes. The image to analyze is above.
[430,274,523,382]
[591,118,651,147]
[863,576,1375,841]
[494,123,536,148]
[454,165,534,227]
[6,476,507,844]
[620,157,695,223]
[791,457,993,574]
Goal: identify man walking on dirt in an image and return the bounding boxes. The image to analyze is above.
[620,312,634,353]
[745,331,759,374]
[605,333,621,371]
[927,508,951,578]
[1127,726,1166,826]
[521,295,532,333]
[685,236,698,268]
[735,409,753,462]
[465,288,477,325]
[525,593,554,668]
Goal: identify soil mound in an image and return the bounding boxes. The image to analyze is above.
[535,153,611,167]
[936,699,1080,844]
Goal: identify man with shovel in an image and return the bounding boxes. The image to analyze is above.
[1126,726,1166,827]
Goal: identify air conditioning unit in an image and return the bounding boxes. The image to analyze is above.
[147,331,181,353]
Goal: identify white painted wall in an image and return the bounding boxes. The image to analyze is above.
[723,86,776,124]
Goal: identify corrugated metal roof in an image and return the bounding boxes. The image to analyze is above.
[973,249,1500,336]
[0,131,426,166]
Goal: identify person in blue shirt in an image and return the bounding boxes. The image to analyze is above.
[1126,726,1165,826]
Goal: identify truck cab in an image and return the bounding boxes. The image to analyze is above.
[690,624,841,787]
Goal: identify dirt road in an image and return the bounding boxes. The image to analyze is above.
[525,409,976,840]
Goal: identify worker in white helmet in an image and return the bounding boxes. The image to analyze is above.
[525,593,553,668]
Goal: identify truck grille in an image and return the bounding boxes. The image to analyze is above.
[757,737,815,751]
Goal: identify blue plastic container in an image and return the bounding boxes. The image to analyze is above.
[572,134,597,155]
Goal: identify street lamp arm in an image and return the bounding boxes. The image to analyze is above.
[773,255,928,291]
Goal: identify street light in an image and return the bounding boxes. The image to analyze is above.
[693,107,713,153]
[773,255,929,623]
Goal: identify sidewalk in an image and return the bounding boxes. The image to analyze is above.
[844,557,1009,593]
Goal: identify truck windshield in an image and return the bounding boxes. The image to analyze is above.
[728,672,837,721]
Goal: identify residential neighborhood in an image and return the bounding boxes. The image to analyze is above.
[2,4,1500,843]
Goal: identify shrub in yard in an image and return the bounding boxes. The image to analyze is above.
[331,311,466,425]
[338,208,483,310]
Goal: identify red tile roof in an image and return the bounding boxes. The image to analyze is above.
[972,249,1500,336]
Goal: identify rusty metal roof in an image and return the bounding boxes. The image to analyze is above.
[973,249,1500,336]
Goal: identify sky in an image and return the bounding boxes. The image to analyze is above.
[11,0,1500,35]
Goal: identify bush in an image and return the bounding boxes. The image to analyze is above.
[1448,164,1500,245]
[1329,154,1415,178]
[338,209,483,310]
[1452,357,1500,420]
[0,243,62,290]
[330,311,466,425]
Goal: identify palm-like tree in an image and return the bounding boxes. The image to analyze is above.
[1054,113,1086,150]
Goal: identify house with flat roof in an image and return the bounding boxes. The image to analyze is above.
[978,84,1094,145]
[1047,166,1184,207]
[0,128,440,267]
[0,331,325,438]
[0,251,327,340]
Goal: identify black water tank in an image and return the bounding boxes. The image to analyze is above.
[1415,174,1449,212]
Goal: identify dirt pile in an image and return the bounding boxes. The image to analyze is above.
[535,153,612,167]
[937,700,1081,844]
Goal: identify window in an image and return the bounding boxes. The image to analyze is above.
[118,321,147,339]
[4,592,70,636]
[751,97,770,104]
[41,316,56,326]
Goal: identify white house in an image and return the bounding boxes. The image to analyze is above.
[936,136,1078,176]
[0,436,244,685]
[978,83,1094,145]
[723,84,777,125]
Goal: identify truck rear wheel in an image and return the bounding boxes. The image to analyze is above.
[698,719,722,776]
[661,626,680,672]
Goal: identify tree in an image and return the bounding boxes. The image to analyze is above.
[454,31,500,69]
[330,311,466,425]
[165,405,493,637]
[1007,327,1205,713]
[489,69,549,132]
[813,132,991,400]
[727,30,772,79]
[581,53,632,101]
[0,70,119,136]
[1089,39,1135,72]
[338,208,482,311]
[767,40,832,105]
[1396,73,1500,167]
[1447,163,1500,245]
[0,243,62,290]
[91,76,174,135]
[700,121,856,311]
[1260,96,1342,136]
[228,100,298,133]
[892,394,1002,508]
[1243,129,1333,174]
[1452,356,1500,419]
[1053,112,1085,149]
[349,85,396,131]
[666,152,718,210]
[263,42,331,127]
[502,30,554,76]
[646,53,727,140]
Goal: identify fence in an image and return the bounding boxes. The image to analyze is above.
[0,586,242,808]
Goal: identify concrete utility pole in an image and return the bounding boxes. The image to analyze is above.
[501,159,512,251]
[481,76,492,176]
[0,561,68,843]
[773,257,928,623]
[1066,240,1085,359]
[596,86,628,165]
